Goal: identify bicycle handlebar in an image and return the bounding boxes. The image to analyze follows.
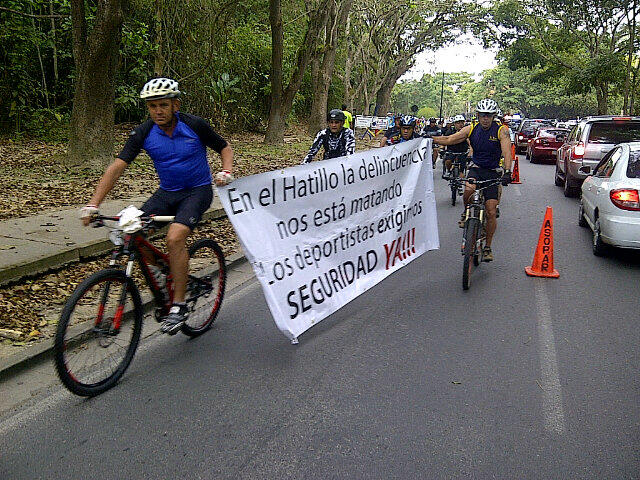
[444,151,469,157]
[92,214,175,227]
[459,177,503,189]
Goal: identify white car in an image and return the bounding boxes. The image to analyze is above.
[579,142,640,255]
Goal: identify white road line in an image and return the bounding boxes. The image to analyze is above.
[534,281,566,434]
[512,185,522,196]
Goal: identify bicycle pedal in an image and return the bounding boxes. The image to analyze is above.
[160,320,184,335]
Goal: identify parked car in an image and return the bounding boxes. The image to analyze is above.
[515,119,555,153]
[555,116,640,197]
[526,127,570,163]
[579,142,640,255]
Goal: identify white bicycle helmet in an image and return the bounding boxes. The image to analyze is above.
[476,98,498,114]
[399,115,416,127]
[140,78,181,100]
[453,114,466,123]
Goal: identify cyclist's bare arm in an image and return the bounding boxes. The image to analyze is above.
[433,125,471,146]
[219,145,234,174]
[499,127,512,171]
[82,158,128,226]
[88,158,128,207]
[379,134,388,148]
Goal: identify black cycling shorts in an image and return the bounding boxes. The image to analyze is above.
[466,167,500,201]
[141,184,213,230]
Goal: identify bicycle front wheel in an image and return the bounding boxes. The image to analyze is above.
[54,269,143,396]
[182,238,226,337]
[462,218,479,290]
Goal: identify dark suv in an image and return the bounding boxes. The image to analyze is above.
[515,119,555,153]
[554,116,640,197]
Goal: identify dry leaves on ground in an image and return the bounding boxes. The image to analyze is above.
[0,124,381,346]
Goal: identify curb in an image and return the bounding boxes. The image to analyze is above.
[0,251,247,382]
[0,207,228,286]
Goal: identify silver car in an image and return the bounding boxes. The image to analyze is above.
[554,116,640,197]
[579,142,640,255]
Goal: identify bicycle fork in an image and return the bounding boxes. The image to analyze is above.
[460,195,484,255]
[95,256,135,339]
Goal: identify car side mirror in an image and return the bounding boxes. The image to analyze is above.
[578,165,591,175]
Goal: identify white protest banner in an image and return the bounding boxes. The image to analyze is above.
[217,138,438,342]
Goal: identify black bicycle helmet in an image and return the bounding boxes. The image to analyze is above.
[327,109,346,122]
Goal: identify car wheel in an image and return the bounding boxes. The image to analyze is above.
[578,198,588,227]
[530,151,537,164]
[554,163,563,186]
[563,172,577,197]
[592,217,607,256]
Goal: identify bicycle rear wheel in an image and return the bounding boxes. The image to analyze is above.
[182,238,226,337]
[54,269,143,396]
[462,218,479,290]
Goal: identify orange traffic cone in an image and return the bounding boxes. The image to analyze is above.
[511,146,522,184]
[525,206,559,278]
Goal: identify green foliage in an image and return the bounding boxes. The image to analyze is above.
[2,0,637,141]
[0,0,74,138]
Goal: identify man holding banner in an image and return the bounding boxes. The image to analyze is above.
[217,137,439,342]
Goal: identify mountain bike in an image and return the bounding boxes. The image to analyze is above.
[53,214,226,397]
[443,151,468,206]
[460,177,502,290]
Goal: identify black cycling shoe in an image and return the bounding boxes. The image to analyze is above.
[482,246,494,262]
[161,304,189,335]
[496,206,500,218]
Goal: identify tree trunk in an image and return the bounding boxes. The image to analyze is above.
[154,0,164,76]
[623,0,637,114]
[376,81,394,115]
[308,50,323,134]
[67,0,126,168]
[264,0,285,143]
[50,0,58,85]
[631,61,640,114]
[376,59,410,114]
[308,1,351,135]
[265,0,330,144]
[343,14,353,110]
[596,82,608,115]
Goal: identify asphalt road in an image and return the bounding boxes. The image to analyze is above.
[1,155,639,479]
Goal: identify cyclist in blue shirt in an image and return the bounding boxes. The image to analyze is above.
[80,78,234,333]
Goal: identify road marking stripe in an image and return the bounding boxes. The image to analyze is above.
[513,185,522,196]
[534,281,566,434]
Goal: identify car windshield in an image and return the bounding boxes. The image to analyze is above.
[627,149,640,178]
[539,129,568,137]
[587,121,640,144]
[521,121,553,134]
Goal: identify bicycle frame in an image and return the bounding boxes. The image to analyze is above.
[97,216,175,318]
[460,178,502,252]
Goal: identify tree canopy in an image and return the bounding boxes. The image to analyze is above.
[0,0,638,159]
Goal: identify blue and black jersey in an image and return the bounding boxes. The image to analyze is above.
[118,112,227,191]
[468,121,507,169]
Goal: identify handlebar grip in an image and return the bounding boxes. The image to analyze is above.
[151,216,175,223]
